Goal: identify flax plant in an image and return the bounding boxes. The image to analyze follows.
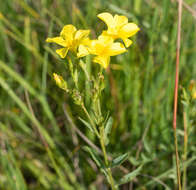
[46,12,139,189]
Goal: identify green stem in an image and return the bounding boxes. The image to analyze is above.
[81,66,116,189]
[82,104,116,190]
[174,129,182,190]
[97,98,102,117]
[99,127,117,190]
[81,104,100,138]
[67,57,78,89]
[182,112,188,190]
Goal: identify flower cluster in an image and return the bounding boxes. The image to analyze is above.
[46,12,139,68]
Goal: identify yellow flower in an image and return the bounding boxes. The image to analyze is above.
[46,25,90,58]
[88,35,126,68]
[97,12,140,47]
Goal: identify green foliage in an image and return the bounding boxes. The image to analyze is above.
[0,0,196,189]
[111,153,129,168]
[117,165,143,187]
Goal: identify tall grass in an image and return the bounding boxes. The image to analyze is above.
[0,0,196,189]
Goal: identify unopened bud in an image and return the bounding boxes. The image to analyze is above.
[192,92,196,99]
[71,89,83,106]
[0,12,4,20]
[189,80,196,100]
[53,73,68,91]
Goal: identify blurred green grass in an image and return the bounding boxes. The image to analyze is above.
[0,0,196,189]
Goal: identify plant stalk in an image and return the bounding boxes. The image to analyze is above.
[82,103,116,189]
[182,111,188,190]
[81,104,100,138]
[173,0,183,189]
[99,127,117,190]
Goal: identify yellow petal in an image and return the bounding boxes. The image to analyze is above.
[98,34,114,43]
[106,42,126,56]
[89,40,103,55]
[114,15,128,28]
[120,23,140,38]
[122,38,133,48]
[56,48,69,58]
[77,45,90,58]
[93,56,110,69]
[46,37,67,47]
[100,30,108,36]
[60,25,77,41]
[75,30,90,41]
[97,12,114,29]
[81,37,91,46]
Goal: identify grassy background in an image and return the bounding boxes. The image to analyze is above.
[0,0,196,189]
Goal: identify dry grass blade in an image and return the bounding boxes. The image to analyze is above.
[173,0,183,189]
[176,0,196,19]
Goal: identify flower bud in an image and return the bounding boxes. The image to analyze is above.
[53,73,68,91]
[189,80,196,100]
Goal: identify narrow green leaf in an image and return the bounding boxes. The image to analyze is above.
[79,60,90,81]
[83,146,103,168]
[74,69,78,84]
[104,117,113,145]
[79,117,94,133]
[0,139,27,190]
[0,60,59,133]
[111,153,129,168]
[117,165,143,186]
[129,157,140,166]
[0,77,55,149]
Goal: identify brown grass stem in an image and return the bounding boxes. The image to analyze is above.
[173,0,183,189]
[177,0,196,19]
